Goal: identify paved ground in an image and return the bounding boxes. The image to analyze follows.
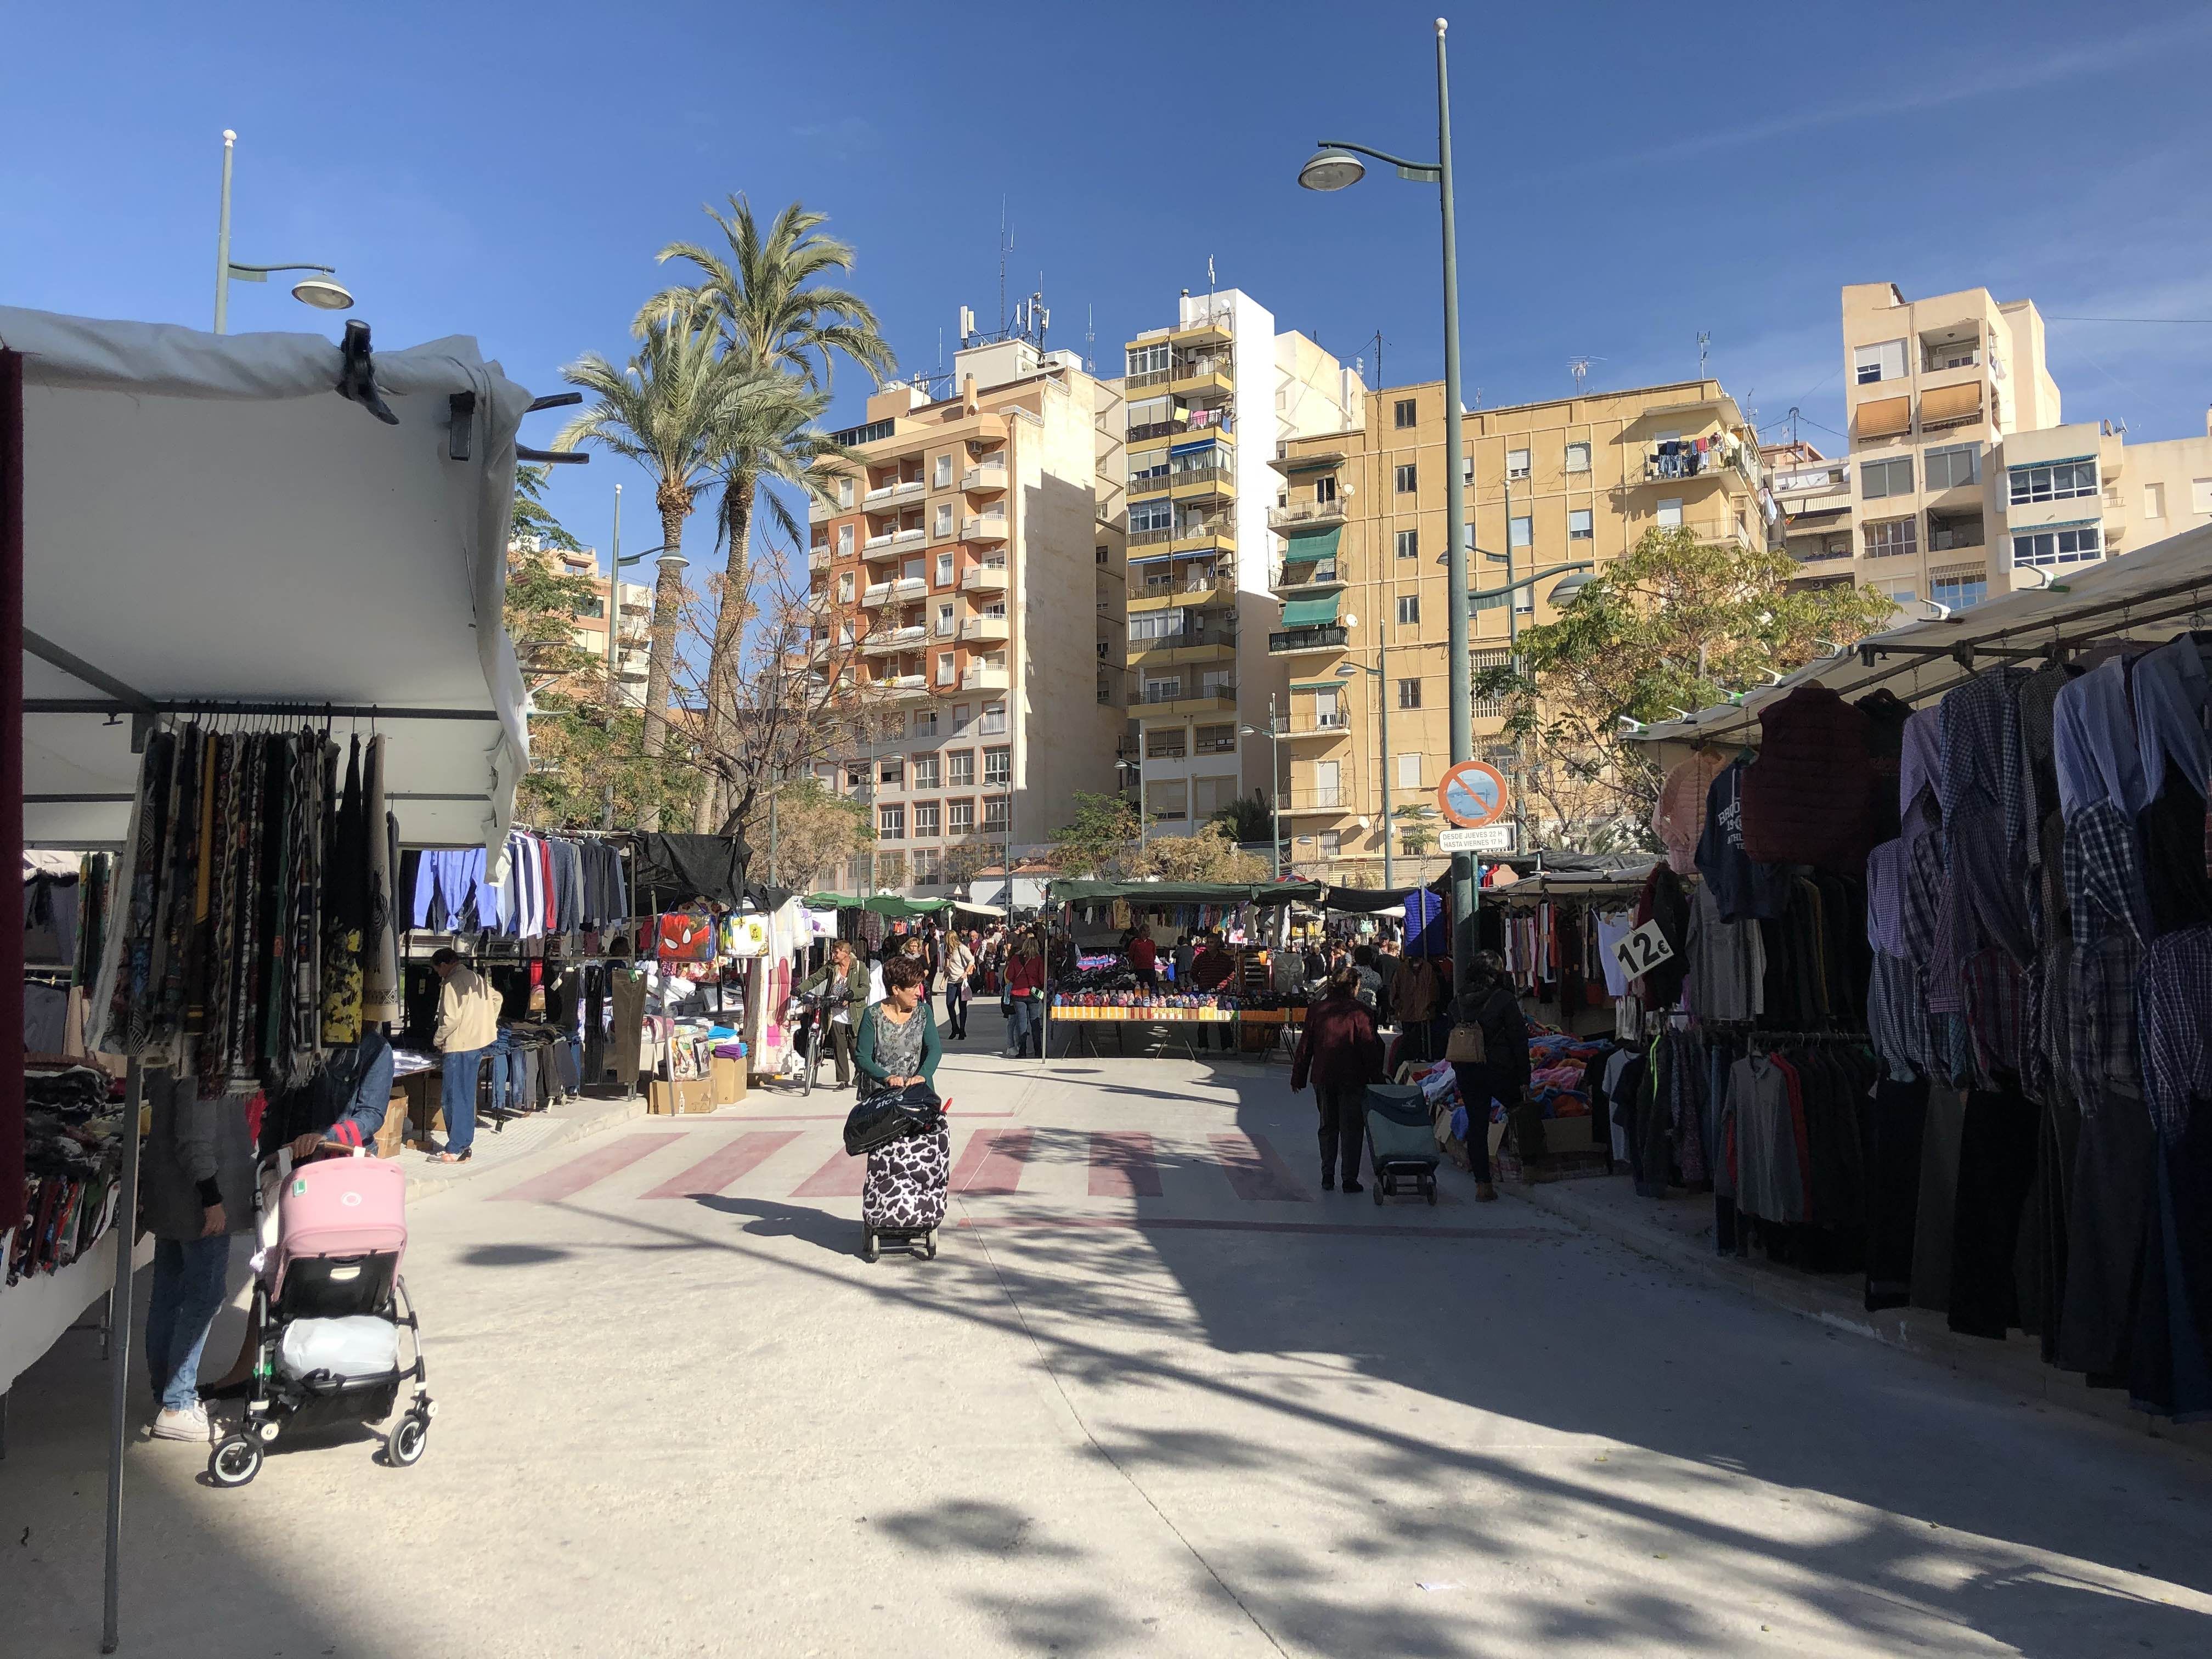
[5,1003,2211,1657]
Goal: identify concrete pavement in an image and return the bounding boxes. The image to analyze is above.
[4,1002,2210,1656]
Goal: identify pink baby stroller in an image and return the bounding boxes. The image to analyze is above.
[207,1152,434,1488]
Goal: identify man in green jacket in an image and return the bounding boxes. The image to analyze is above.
[798,939,870,1087]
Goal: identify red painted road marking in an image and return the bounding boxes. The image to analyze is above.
[792,1147,868,1198]
[1210,1133,1311,1202]
[492,1134,678,1204]
[642,1131,802,1199]
[1089,1131,1164,1198]
[952,1127,1032,1194]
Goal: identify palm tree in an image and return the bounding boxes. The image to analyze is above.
[554,299,765,823]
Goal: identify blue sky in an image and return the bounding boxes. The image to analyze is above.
[7,0,2211,566]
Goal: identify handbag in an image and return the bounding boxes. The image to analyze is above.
[843,1081,944,1156]
[1444,1023,1487,1064]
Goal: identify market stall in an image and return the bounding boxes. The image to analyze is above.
[3,306,544,1651]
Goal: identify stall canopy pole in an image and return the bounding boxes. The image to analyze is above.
[101,1059,146,1654]
[2,349,26,1233]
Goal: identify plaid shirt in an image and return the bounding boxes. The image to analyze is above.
[2064,800,2152,951]
[1940,668,2028,826]
[1962,946,2028,1089]
[2140,927,2212,1142]
[1867,949,1932,1083]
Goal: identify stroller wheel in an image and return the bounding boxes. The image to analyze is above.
[208,1434,263,1488]
[386,1413,430,1468]
[1426,1181,1438,1206]
[862,1230,881,1263]
[922,1231,938,1260]
[1372,1178,1384,1207]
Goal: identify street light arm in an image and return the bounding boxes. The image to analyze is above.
[224,261,338,279]
[1467,560,1595,599]
[1314,138,1443,179]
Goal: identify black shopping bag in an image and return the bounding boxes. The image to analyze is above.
[842,1082,944,1156]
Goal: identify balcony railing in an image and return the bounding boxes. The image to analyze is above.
[864,484,897,504]
[893,478,926,498]
[961,565,1009,591]
[1169,465,1233,492]
[1126,416,1189,443]
[1288,713,1350,735]
[1125,369,1171,393]
[1129,571,1228,601]
[1281,789,1348,812]
[1128,472,1173,498]
[1138,681,1234,706]
[962,514,1009,540]
[961,462,1007,492]
[1273,561,1340,589]
[1127,624,1237,656]
[1268,499,1344,530]
[961,666,1011,690]
[1268,625,1350,654]
[1170,357,1233,386]
[807,548,832,571]
[1128,525,1175,548]
[960,615,1010,641]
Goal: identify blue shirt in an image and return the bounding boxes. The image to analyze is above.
[2053,656,2146,819]
[2134,634,2210,809]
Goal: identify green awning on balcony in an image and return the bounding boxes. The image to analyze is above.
[1280,526,1341,565]
[1279,592,1342,628]
[1290,679,1345,691]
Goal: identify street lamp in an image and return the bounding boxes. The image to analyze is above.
[211,131,354,333]
[1115,752,1148,848]
[599,480,675,830]
[1467,561,1598,613]
[1334,656,1395,889]
[1299,16,1472,991]
[1240,692,1287,879]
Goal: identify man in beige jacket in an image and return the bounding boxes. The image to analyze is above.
[430,948,500,1163]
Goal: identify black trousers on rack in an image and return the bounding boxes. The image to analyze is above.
[1861,1075,1928,1312]
[1948,1081,2040,1339]
[2057,1091,2156,1384]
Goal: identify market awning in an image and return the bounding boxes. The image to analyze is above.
[804,892,951,917]
[1047,878,1325,906]
[4,306,533,854]
[1279,526,1341,564]
[1278,592,1342,628]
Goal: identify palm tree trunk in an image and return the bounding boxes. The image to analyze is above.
[694,463,757,836]
[639,500,689,831]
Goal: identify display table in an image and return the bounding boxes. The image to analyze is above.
[2,1227,153,1397]
[1049,1005,1237,1062]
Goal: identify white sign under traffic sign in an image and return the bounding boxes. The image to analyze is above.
[1437,825,1514,853]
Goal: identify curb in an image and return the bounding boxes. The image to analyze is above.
[400,1094,649,1204]
[1506,1174,2212,1462]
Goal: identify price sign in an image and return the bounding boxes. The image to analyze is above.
[1437,825,1514,853]
[1611,919,1677,981]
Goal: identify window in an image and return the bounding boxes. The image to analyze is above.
[1193,775,1238,818]
[878,757,902,788]
[1195,723,1237,753]
[2193,478,2212,515]
[1854,339,1906,384]
[935,654,956,686]
[1931,573,1987,610]
[1310,686,1342,728]
[2008,460,2098,505]
[844,763,867,791]
[837,573,856,602]
[878,804,905,839]
[1657,498,1683,528]
[933,454,952,489]
[1144,675,1183,703]
[2145,482,2166,519]
[1395,463,1417,494]
[1395,528,1418,561]
[947,799,975,835]
[1506,448,1530,481]
[1396,752,1423,790]
[1924,443,1980,490]
[913,710,938,737]
[1318,830,1342,860]
[1568,508,1593,540]
[1397,594,1420,625]
[912,753,940,788]
[1393,397,1417,428]
[837,525,854,558]
[911,800,940,838]
[1130,499,1175,535]
[1564,441,1591,474]
[1396,678,1421,709]
[1887,588,1917,607]
[1146,727,1186,758]
[978,701,1005,735]
[1127,342,1170,377]
[1863,516,1918,560]
[1514,582,1533,616]
[877,711,906,740]
[1312,759,1340,808]
[1313,474,1338,504]
[931,552,951,586]
[1129,608,1189,642]
[911,848,942,884]
[1509,514,1532,549]
[983,797,1009,834]
[947,749,974,786]
[984,746,1010,785]
[1470,647,1510,718]
[1461,455,1473,487]
[2012,526,2103,568]
[934,602,955,637]
[837,477,855,508]
[902,556,926,582]
[1861,456,1914,499]
[933,503,953,538]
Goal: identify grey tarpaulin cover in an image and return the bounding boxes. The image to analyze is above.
[631,832,793,913]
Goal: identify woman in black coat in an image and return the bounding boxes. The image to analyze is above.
[1449,951,1528,1201]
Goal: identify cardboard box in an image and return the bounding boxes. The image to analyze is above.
[710,1054,747,1105]
[648,1078,715,1116]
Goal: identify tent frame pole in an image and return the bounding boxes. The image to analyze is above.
[101,1058,146,1655]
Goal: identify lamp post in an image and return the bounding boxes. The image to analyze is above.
[1335,646,1394,889]
[211,130,353,334]
[600,481,669,829]
[1299,16,1471,991]
[1239,692,1286,879]
[1468,561,1593,853]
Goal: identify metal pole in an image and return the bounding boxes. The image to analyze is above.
[1503,473,1517,654]
[212,131,236,334]
[1268,693,1282,879]
[602,483,621,832]
[101,1059,146,1655]
[1376,642,1394,889]
[1436,17,1474,998]
[768,780,778,886]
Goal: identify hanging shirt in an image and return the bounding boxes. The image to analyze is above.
[2053,656,2146,819]
[2134,635,2211,809]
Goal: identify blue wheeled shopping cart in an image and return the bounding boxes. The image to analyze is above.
[1363,1083,1441,1206]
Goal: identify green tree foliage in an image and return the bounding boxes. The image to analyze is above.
[510,461,583,553]
[1206,789,1274,849]
[1046,792,1142,875]
[1475,526,1896,844]
[759,775,874,891]
[1131,828,1272,883]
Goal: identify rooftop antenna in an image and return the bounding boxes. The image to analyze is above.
[1085,304,1095,374]
[997,199,1012,334]
[1697,331,1711,374]
[1567,356,1601,393]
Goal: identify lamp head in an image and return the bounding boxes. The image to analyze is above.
[1297,150,1366,192]
[1548,569,1598,604]
[291,272,354,312]
[1334,663,1357,679]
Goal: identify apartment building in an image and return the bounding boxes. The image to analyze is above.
[1269,377,1771,882]
[509,539,652,707]
[1762,441,1853,576]
[804,338,1124,894]
[1837,282,2212,612]
[1105,290,1364,834]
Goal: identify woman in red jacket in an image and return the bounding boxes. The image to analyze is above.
[1290,968,1385,1192]
[1003,932,1048,1059]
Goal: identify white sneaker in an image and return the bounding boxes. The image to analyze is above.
[150,1403,210,1442]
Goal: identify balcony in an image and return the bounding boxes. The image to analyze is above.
[1272,560,1344,594]
[960,614,1009,643]
[1169,358,1234,398]
[807,547,832,571]
[1126,415,1190,443]
[1128,471,1173,499]
[1125,368,1172,394]
[962,514,1009,542]
[1135,690,1238,720]
[1268,624,1350,656]
[862,531,897,552]
[1271,442,1347,473]
[1129,569,1234,608]
[861,624,928,656]
[961,665,1011,691]
[873,674,930,701]
[1279,789,1349,815]
[1169,465,1234,502]
[1268,499,1345,532]
[1128,525,1174,550]
[1284,713,1350,740]
[1125,625,1237,667]
[1171,519,1234,554]
[863,483,898,505]
[960,564,1009,592]
[961,461,1008,494]
[894,478,927,499]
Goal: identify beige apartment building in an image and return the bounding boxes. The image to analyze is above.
[1270,376,1772,882]
[509,538,652,706]
[1103,290,1365,835]
[804,337,1124,895]
[1836,282,2212,611]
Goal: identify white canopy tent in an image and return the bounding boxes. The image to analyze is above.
[3,306,535,853]
[1626,523,2212,771]
[2,307,548,1652]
